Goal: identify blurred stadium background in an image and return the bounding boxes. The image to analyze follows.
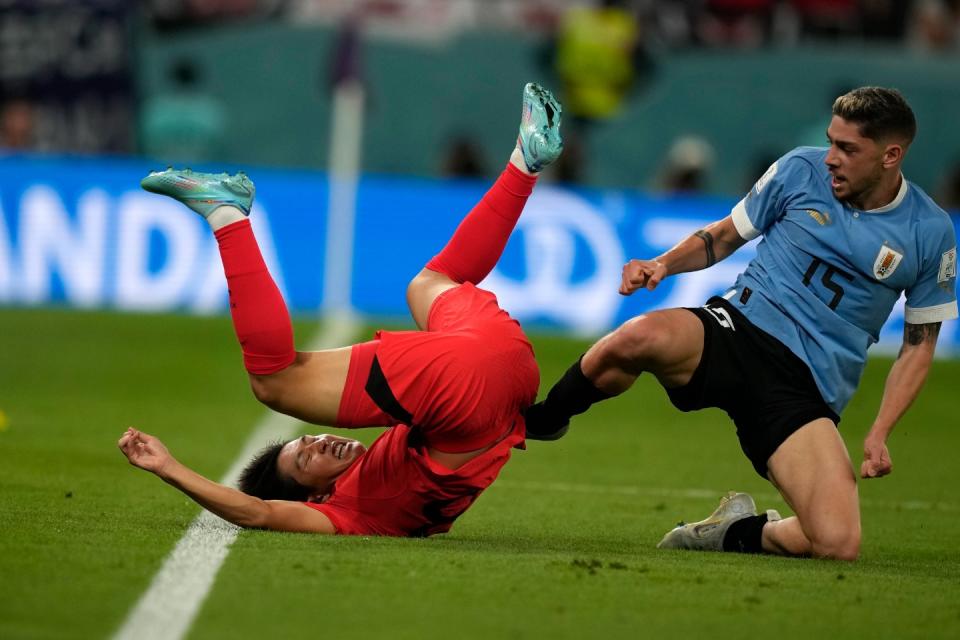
[3,0,960,342]
[2,2,960,639]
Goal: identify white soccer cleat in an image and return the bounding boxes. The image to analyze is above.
[657,491,758,552]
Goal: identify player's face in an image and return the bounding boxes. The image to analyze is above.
[277,434,366,493]
[824,116,886,207]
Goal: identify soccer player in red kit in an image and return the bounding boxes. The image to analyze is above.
[118,83,563,537]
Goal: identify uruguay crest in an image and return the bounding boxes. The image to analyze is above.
[873,245,903,280]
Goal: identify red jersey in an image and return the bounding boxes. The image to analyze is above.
[306,284,537,536]
[305,418,524,536]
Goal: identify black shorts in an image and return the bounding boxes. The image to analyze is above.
[665,296,840,478]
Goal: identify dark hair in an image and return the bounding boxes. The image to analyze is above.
[238,440,313,501]
[832,87,916,145]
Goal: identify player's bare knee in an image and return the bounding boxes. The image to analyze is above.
[407,268,449,297]
[406,268,457,328]
[249,374,283,408]
[405,272,425,303]
[810,526,861,561]
[603,316,666,366]
[812,540,860,562]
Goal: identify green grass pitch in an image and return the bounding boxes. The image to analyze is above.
[1,308,958,639]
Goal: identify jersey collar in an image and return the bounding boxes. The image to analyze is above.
[866,173,908,214]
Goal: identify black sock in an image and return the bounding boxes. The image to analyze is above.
[540,356,612,422]
[722,514,769,554]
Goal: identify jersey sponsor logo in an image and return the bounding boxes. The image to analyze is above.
[806,209,831,226]
[754,161,778,194]
[873,245,903,280]
[938,247,957,283]
[703,304,736,330]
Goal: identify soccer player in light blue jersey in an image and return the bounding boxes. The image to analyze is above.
[525,87,957,561]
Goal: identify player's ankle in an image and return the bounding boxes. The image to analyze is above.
[721,513,768,553]
[510,146,537,176]
[206,205,248,231]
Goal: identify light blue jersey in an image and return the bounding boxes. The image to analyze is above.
[726,147,957,413]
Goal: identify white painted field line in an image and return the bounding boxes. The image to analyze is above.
[498,480,960,513]
[113,312,359,640]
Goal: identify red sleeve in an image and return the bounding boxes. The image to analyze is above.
[302,502,352,535]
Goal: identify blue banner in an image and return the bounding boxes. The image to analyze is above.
[1,156,956,354]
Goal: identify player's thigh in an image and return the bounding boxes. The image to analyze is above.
[406,268,458,330]
[583,308,704,387]
[248,347,352,425]
[767,418,861,560]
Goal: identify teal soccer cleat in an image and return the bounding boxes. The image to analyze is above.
[140,168,255,218]
[517,82,563,172]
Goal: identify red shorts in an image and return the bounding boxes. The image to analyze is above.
[335,283,539,452]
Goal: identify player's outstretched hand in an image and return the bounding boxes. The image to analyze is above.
[860,436,893,479]
[620,259,668,296]
[118,427,174,477]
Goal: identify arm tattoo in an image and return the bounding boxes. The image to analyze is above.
[694,229,716,267]
[899,322,941,355]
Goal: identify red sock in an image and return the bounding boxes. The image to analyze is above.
[426,162,537,283]
[214,219,296,375]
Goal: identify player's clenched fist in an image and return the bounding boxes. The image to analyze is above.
[620,259,667,295]
[860,436,893,479]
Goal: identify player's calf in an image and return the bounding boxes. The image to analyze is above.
[141,168,297,380]
[415,83,562,328]
[526,314,664,441]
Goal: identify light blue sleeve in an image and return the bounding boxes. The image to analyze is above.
[730,152,814,240]
[904,216,958,324]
